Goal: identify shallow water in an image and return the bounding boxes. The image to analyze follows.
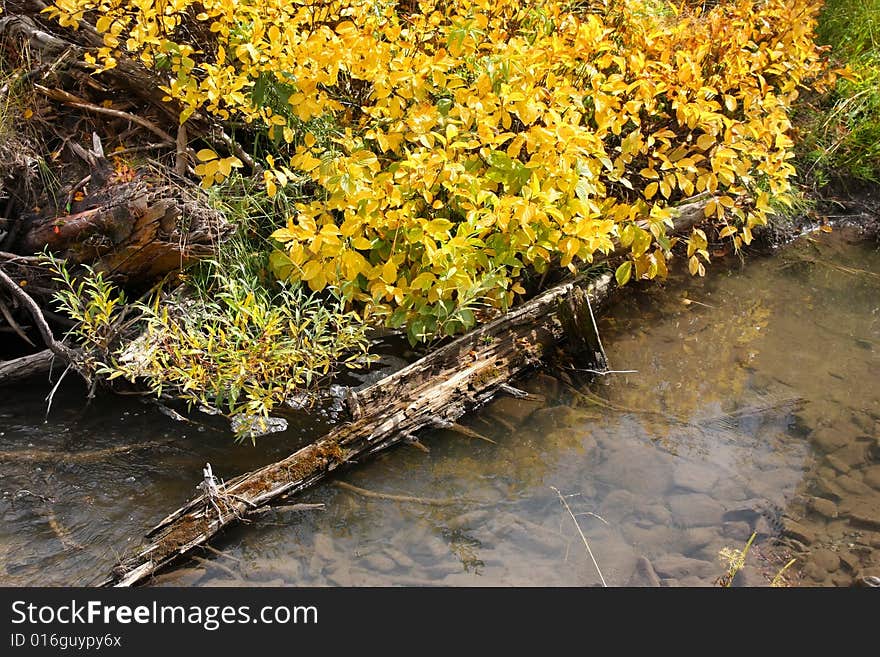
[1,227,878,586]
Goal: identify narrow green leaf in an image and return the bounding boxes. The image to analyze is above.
[615,261,632,287]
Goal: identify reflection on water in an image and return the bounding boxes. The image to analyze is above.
[1,227,878,586]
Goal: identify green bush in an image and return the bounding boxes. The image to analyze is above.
[800,0,880,183]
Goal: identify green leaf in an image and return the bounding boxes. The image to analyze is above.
[615,261,632,287]
[457,308,476,330]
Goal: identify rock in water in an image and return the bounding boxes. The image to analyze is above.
[781,518,815,545]
[626,556,662,587]
[807,496,839,519]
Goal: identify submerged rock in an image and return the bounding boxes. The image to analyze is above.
[732,565,767,587]
[486,396,546,425]
[652,554,717,580]
[667,493,725,527]
[360,553,398,574]
[672,463,720,495]
[595,448,673,498]
[809,548,841,573]
[861,465,880,491]
[721,521,753,542]
[626,556,662,587]
[781,518,815,545]
[835,474,873,496]
[810,427,849,452]
[527,404,579,429]
[807,496,839,519]
[841,498,880,531]
[824,454,851,474]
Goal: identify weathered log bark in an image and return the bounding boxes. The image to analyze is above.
[103,196,712,587]
[0,348,54,384]
[16,179,228,285]
[0,10,231,284]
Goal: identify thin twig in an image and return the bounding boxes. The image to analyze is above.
[252,503,325,515]
[551,486,607,587]
[216,129,258,172]
[563,365,638,376]
[175,122,188,177]
[682,297,716,309]
[191,555,240,580]
[575,511,610,525]
[444,422,497,445]
[335,481,462,507]
[64,174,91,211]
[34,84,175,143]
[0,251,43,264]
[44,363,71,419]
[14,489,55,504]
[583,290,608,367]
[44,506,83,551]
[405,437,431,454]
[109,142,174,158]
[201,544,242,563]
[0,296,36,346]
[0,266,77,363]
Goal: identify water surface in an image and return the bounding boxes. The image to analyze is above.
[1,227,878,586]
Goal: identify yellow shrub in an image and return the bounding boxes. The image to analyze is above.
[44,0,828,342]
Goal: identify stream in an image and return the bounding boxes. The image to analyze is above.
[1,226,878,587]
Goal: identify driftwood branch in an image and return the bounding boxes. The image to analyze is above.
[0,266,77,363]
[0,349,54,384]
[334,481,463,507]
[102,196,711,587]
[34,84,175,144]
[0,296,36,346]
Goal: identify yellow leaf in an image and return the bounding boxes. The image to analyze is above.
[381,260,397,283]
[301,260,322,281]
[696,134,715,151]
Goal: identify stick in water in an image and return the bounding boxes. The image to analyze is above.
[551,486,607,587]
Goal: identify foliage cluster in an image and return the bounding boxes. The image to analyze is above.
[44,0,830,343]
[47,249,372,430]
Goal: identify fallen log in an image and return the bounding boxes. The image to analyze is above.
[0,349,54,384]
[102,196,712,587]
[16,179,228,285]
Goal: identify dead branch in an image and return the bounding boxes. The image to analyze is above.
[334,481,463,507]
[0,266,77,363]
[0,349,54,384]
[438,421,498,445]
[0,296,36,346]
[190,555,239,580]
[33,84,175,143]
